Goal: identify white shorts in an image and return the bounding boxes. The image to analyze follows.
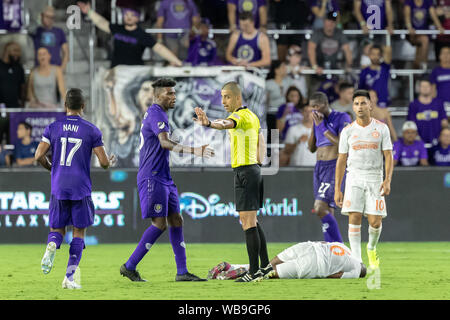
[276,242,318,279]
[341,174,387,217]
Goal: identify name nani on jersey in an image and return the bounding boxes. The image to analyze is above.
[63,124,79,132]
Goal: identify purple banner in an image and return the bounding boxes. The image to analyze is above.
[1,0,22,31]
[9,111,66,145]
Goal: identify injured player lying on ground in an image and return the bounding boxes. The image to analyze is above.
[207,241,367,280]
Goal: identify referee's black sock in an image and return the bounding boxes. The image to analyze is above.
[257,223,270,268]
[245,227,260,275]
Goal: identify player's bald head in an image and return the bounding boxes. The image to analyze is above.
[221,81,241,97]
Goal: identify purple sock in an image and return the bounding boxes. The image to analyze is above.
[321,213,343,243]
[66,237,84,281]
[169,226,188,275]
[125,225,164,271]
[47,231,63,249]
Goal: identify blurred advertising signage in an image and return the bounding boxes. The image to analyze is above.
[0,191,126,228]
[180,192,303,220]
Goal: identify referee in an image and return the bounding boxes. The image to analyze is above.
[194,81,271,282]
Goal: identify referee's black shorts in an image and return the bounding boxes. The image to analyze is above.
[233,164,264,212]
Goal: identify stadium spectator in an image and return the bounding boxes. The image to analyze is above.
[317,76,339,104]
[225,12,271,68]
[285,44,309,98]
[353,0,394,35]
[227,0,267,32]
[271,0,310,62]
[265,60,291,114]
[276,86,305,141]
[429,127,450,166]
[281,104,316,166]
[404,0,444,70]
[393,121,429,166]
[13,121,38,167]
[30,6,69,73]
[369,90,397,142]
[430,46,450,103]
[185,18,219,66]
[0,41,25,145]
[358,44,392,108]
[0,144,12,167]
[359,39,372,69]
[331,81,355,120]
[407,79,448,150]
[156,0,201,61]
[307,11,352,75]
[77,2,182,68]
[311,0,340,30]
[434,0,450,62]
[27,47,66,109]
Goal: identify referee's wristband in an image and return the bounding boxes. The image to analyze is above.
[206,120,211,127]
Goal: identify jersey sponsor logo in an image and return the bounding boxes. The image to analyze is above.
[352,140,379,150]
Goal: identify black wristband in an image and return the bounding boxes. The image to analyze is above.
[207,120,211,127]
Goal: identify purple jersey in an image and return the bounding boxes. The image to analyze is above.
[314,110,352,147]
[393,139,428,166]
[137,104,172,184]
[232,32,262,63]
[406,0,433,30]
[276,103,303,141]
[359,62,391,107]
[42,115,104,200]
[407,98,447,146]
[361,0,387,29]
[33,27,67,66]
[185,36,217,66]
[157,0,199,37]
[430,144,450,166]
[430,67,450,103]
[228,0,267,29]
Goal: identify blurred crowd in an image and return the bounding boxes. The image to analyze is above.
[0,0,449,167]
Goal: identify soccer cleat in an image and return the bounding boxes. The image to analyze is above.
[258,264,276,280]
[207,261,231,280]
[120,264,147,282]
[234,272,262,282]
[176,272,207,282]
[217,267,247,280]
[41,242,57,274]
[367,247,380,269]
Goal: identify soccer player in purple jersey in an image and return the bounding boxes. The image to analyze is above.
[35,88,116,289]
[307,92,351,243]
[120,78,214,282]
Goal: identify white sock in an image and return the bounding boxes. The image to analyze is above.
[348,224,362,262]
[368,224,382,250]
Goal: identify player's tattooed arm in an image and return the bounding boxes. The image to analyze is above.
[34,141,52,171]
[381,150,393,196]
[158,132,215,158]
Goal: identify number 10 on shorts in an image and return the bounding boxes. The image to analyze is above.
[375,199,385,211]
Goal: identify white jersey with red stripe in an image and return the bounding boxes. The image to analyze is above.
[339,118,393,177]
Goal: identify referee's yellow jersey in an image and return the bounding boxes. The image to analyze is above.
[227,107,261,168]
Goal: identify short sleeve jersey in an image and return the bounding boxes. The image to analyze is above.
[42,115,103,200]
[227,106,260,168]
[339,118,393,175]
[137,104,173,184]
[314,110,352,148]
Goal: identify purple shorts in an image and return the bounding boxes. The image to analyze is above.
[138,178,180,219]
[49,195,95,229]
[313,159,345,208]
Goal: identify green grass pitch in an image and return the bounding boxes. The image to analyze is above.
[0,242,449,300]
